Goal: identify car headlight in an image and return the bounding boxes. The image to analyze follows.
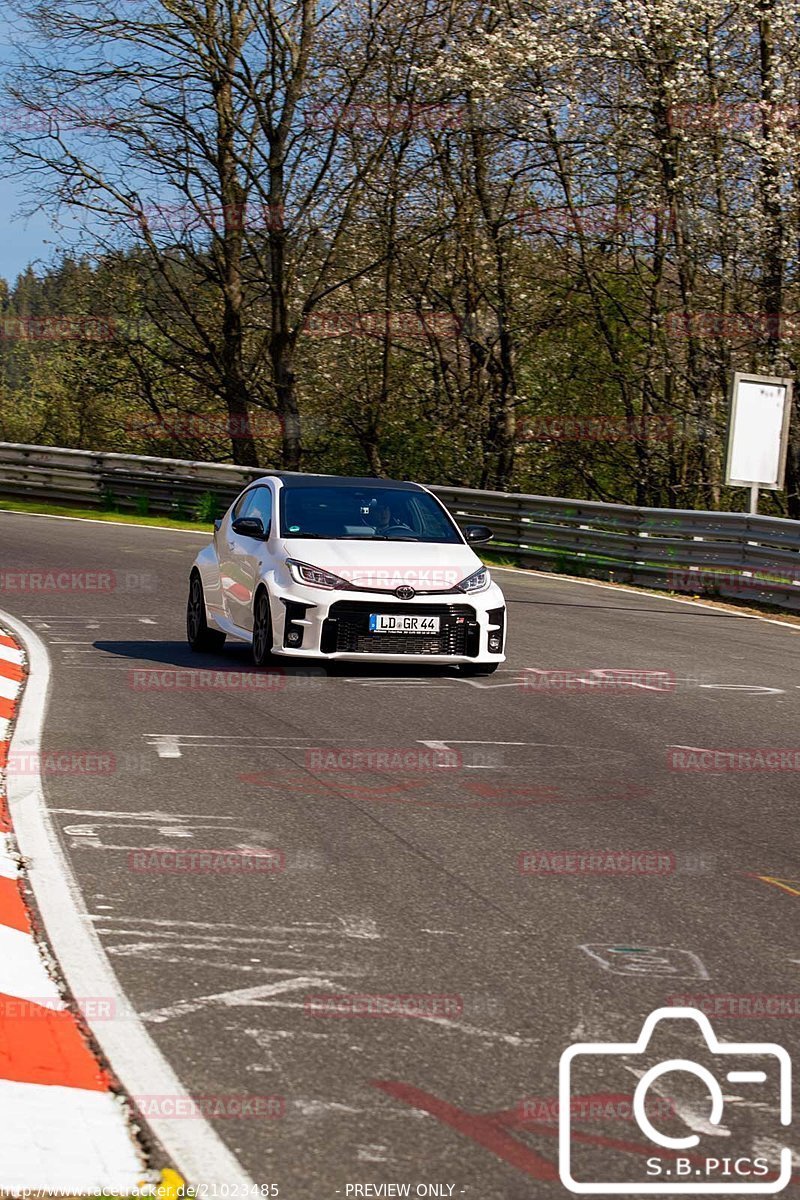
[286,559,352,590]
[457,566,491,593]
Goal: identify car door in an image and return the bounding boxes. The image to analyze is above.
[220,485,274,632]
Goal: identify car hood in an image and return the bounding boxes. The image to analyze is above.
[280,538,483,592]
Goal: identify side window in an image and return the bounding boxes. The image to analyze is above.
[246,487,273,535]
[232,489,255,520]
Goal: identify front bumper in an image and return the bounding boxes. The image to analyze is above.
[268,581,507,663]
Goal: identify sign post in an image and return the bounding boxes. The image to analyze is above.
[725,372,793,515]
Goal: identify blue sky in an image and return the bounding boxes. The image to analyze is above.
[0,11,80,286]
[0,172,69,285]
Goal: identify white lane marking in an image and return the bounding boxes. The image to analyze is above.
[97,926,335,945]
[580,944,710,979]
[419,739,528,747]
[0,1081,146,1192]
[90,915,340,932]
[0,607,255,1190]
[51,809,235,819]
[137,618,157,625]
[242,998,534,1046]
[141,976,342,1024]
[146,734,387,758]
[294,1099,366,1116]
[351,681,460,689]
[0,717,9,740]
[357,1145,389,1163]
[0,644,24,666]
[521,667,675,693]
[0,926,63,1005]
[339,916,380,940]
[152,735,182,758]
[699,684,784,694]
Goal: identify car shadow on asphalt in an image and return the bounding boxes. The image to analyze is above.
[92,639,464,679]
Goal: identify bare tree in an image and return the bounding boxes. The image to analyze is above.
[3,0,401,466]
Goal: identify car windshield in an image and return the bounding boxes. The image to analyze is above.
[280,485,462,543]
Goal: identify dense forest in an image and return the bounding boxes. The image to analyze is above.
[1,0,799,514]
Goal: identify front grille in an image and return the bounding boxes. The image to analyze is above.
[321,601,479,657]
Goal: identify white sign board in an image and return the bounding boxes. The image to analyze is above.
[725,372,792,490]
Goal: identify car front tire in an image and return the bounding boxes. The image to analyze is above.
[252,588,274,667]
[187,573,227,652]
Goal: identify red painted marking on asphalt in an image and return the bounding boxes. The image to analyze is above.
[0,742,8,774]
[0,878,30,934]
[0,698,15,721]
[0,635,17,649]
[0,659,24,683]
[0,992,111,1091]
[373,1083,799,1188]
[371,1081,559,1180]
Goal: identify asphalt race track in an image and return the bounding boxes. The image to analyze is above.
[1,509,799,1197]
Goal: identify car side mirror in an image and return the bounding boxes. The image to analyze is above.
[232,516,266,539]
[464,524,493,544]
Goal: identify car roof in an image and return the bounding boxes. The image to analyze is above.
[248,473,425,492]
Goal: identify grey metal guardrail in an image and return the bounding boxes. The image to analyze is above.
[1,441,799,611]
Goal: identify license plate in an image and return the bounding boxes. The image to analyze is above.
[368,614,440,634]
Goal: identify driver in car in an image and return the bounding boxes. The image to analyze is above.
[372,501,413,534]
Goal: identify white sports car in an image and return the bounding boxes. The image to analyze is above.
[187,474,506,674]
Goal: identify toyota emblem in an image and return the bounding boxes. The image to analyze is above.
[395,585,415,600]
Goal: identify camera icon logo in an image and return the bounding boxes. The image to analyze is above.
[559,1007,792,1194]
